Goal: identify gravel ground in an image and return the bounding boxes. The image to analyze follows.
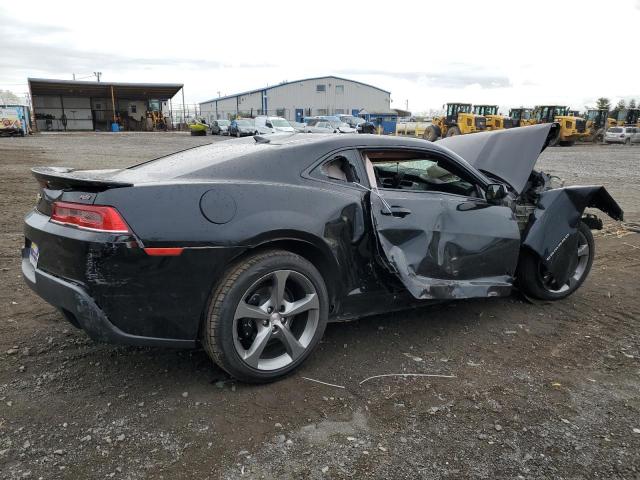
[0,133,639,479]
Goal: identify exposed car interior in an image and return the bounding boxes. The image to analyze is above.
[361,150,479,198]
[319,156,359,183]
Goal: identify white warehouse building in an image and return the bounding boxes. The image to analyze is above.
[199,76,391,124]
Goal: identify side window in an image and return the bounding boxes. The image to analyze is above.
[361,149,479,198]
[311,153,360,184]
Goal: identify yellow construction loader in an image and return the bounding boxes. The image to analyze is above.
[423,103,486,141]
[583,109,616,142]
[472,105,513,130]
[616,108,640,127]
[532,106,586,146]
[508,108,536,128]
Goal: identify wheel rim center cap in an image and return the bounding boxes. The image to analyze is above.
[270,312,282,323]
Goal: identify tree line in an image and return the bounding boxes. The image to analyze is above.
[595,97,639,119]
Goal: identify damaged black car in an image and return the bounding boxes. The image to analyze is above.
[22,124,623,382]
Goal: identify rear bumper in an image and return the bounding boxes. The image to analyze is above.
[21,248,196,348]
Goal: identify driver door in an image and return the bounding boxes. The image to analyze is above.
[363,148,521,300]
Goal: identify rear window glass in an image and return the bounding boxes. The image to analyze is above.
[609,127,622,133]
[127,142,268,176]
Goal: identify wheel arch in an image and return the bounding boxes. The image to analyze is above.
[231,231,345,311]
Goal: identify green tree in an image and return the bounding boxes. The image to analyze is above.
[611,99,627,120]
[629,99,637,109]
[596,97,611,111]
[0,89,21,105]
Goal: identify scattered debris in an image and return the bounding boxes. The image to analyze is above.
[402,352,423,362]
[359,373,456,385]
[301,377,345,389]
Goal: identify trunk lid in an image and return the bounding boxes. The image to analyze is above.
[31,166,133,216]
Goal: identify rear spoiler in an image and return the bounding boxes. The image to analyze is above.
[31,167,133,189]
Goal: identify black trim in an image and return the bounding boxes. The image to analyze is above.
[21,248,195,349]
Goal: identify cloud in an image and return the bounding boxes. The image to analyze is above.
[336,68,511,89]
[0,10,274,81]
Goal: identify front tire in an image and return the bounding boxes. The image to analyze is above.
[203,250,329,383]
[423,125,440,142]
[517,222,594,300]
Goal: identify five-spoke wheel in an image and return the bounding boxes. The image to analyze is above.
[517,222,595,300]
[203,250,328,383]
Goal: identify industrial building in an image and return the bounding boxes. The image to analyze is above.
[28,78,184,131]
[199,76,392,124]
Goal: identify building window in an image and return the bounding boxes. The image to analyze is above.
[335,85,344,94]
[130,104,137,113]
[276,108,285,117]
[316,109,328,116]
[316,84,326,92]
[335,109,345,114]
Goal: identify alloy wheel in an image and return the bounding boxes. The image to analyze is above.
[232,270,320,371]
[540,230,590,293]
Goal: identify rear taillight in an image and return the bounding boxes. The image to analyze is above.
[51,201,130,233]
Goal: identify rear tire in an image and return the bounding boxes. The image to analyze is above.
[625,138,631,145]
[446,126,461,137]
[203,250,329,383]
[517,222,594,301]
[559,140,575,146]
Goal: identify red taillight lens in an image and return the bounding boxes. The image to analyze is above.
[51,201,130,233]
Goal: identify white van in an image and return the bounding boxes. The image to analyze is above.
[254,116,295,134]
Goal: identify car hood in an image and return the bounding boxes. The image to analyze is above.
[436,123,558,194]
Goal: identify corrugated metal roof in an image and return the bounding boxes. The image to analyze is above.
[199,75,390,105]
[28,78,183,100]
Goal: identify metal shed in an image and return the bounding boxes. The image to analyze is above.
[28,78,183,131]
[199,76,391,123]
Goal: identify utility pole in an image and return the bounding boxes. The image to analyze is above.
[72,73,76,80]
[217,90,221,98]
[94,72,102,82]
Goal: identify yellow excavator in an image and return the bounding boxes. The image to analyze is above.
[532,106,586,146]
[583,109,616,143]
[423,103,486,141]
[472,105,513,130]
[509,108,536,128]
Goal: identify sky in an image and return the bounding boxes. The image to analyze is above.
[1,0,639,114]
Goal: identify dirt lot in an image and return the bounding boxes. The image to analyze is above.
[0,133,639,479]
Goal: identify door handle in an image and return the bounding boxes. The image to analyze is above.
[381,206,412,218]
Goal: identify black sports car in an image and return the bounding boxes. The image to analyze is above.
[22,124,623,383]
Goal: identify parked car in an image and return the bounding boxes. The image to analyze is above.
[210,119,230,135]
[337,114,366,129]
[188,118,208,136]
[604,126,640,144]
[357,121,377,134]
[22,124,622,383]
[254,116,295,134]
[304,119,337,133]
[229,118,256,137]
[289,121,306,133]
[304,118,355,134]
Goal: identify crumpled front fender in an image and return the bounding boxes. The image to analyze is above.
[522,185,623,282]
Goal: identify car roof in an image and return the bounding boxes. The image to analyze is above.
[117,134,462,186]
